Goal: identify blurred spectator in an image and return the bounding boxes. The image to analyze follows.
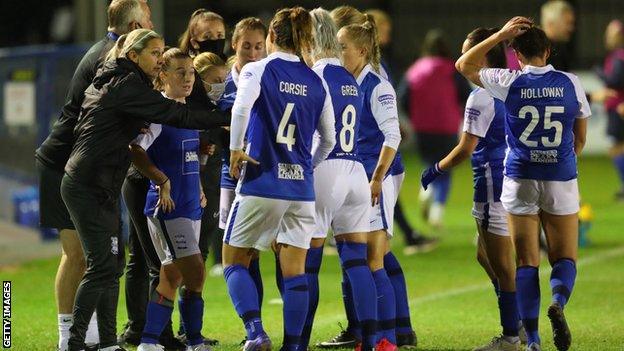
[367,8,438,252]
[541,0,576,71]
[400,29,471,228]
[596,20,624,200]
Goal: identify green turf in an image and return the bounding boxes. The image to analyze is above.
[2,154,623,350]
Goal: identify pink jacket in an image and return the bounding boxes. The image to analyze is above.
[405,56,463,135]
[603,48,624,111]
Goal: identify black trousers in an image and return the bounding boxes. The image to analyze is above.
[121,176,160,333]
[199,154,222,263]
[60,175,125,350]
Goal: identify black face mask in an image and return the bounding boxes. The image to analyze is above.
[196,38,226,57]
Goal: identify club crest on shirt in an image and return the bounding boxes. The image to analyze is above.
[278,163,304,180]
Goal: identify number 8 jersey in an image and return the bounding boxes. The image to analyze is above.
[479,65,591,181]
[230,52,335,201]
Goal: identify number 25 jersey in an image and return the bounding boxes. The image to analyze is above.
[479,65,591,181]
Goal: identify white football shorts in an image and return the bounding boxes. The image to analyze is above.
[312,159,371,238]
[147,216,201,265]
[223,194,315,251]
[501,176,580,216]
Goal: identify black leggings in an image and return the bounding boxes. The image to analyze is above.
[121,176,161,333]
[60,175,125,350]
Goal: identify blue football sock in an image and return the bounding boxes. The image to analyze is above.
[341,271,362,339]
[499,291,519,337]
[373,269,396,344]
[282,274,309,351]
[339,241,377,349]
[300,247,323,351]
[432,171,451,204]
[178,287,204,346]
[384,252,412,335]
[275,252,284,297]
[249,258,264,310]
[613,154,624,185]
[550,258,577,307]
[141,291,174,344]
[516,266,540,345]
[224,265,264,340]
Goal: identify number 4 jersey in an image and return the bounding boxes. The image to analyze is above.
[229,52,335,201]
[479,65,591,181]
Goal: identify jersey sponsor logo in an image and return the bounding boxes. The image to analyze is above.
[378,94,395,107]
[241,71,253,79]
[466,107,481,121]
[278,163,304,180]
[520,87,565,99]
[341,85,359,96]
[182,139,200,175]
[185,151,199,162]
[279,81,308,96]
[530,149,558,163]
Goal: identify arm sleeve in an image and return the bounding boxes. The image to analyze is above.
[371,80,402,150]
[462,90,495,138]
[312,83,336,167]
[229,63,263,150]
[478,68,522,101]
[131,123,162,150]
[562,72,592,119]
[116,75,230,130]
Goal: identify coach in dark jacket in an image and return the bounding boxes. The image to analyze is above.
[61,29,229,351]
[34,1,154,350]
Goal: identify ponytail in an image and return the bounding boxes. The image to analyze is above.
[342,14,381,73]
[270,7,313,58]
[105,28,162,62]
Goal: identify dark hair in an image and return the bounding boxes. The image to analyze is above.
[153,48,192,91]
[421,29,451,58]
[466,27,507,69]
[232,17,267,46]
[510,26,551,60]
[270,7,314,58]
[342,14,381,73]
[178,9,225,55]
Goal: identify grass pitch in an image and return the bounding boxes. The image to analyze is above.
[3,154,624,350]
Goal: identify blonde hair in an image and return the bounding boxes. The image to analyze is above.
[107,0,145,33]
[193,52,226,79]
[541,0,573,26]
[179,9,225,55]
[330,6,366,29]
[341,14,381,72]
[105,28,162,62]
[232,17,267,47]
[226,55,237,69]
[310,8,340,61]
[365,9,390,27]
[153,48,192,91]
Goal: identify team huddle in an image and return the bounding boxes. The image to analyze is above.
[34,1,591,351]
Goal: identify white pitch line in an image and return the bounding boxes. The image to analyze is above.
[314,246,624,327]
